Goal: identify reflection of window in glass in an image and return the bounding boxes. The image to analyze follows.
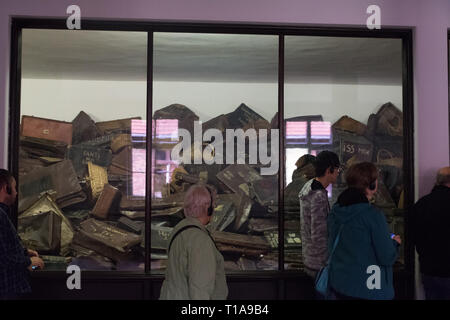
[151,119,180,199]
[286,121,307,144]
[311,121,331,145]
[285,148,308,185]
[155,119,179,141]
[285,120,331,185]
[131,120,147,197]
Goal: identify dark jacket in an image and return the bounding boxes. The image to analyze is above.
[0,203,32,296]
[411,185,450,277]
[328,188,399,300]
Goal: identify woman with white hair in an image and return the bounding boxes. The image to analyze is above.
[159,184,228,300]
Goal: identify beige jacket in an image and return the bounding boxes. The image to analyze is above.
[159,217,228,300]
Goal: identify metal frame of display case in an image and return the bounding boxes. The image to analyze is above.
[448,32,450,163]
[8,17,415,299]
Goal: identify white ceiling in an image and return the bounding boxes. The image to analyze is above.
[21,29,402,85]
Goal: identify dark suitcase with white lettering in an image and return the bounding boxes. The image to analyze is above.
[66,144,112,177]
[333,129,374,167]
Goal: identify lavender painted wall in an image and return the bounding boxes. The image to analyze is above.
[0,0,449,197]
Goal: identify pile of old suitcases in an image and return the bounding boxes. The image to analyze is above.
[17,101,405,272]
[18,112,145,270]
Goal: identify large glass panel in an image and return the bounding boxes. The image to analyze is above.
[152,33,279,272]
[284,36,404,271]
[18,29,147,271]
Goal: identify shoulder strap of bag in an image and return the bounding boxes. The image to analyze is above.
[326,224,344,265]
[168,225,218,253]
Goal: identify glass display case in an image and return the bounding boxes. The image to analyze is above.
[8,18,414,299]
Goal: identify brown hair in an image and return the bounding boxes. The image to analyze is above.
[345,162,378,193]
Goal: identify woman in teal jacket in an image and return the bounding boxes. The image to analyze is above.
[327,162,401,300]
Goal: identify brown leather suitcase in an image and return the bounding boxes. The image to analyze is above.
[72,111,101,145]
[18,160,87,212]
[215,243,269,258]
[95,117,141,135]
[18,156,46,177]
[332,115,367,136]
[109,146,132,176]
[110,134,132,154]
[20,136,68,159]
[91,184,121,219]
[80,134,115,148]
[375,102,403,137]
[21,115,73,145]
[211,230,271,251]
[120,196,145,211]
[74,218,141,262]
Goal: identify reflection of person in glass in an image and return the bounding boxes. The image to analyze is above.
[412,166,450,300]
[327,162,401,300]
[0,169,45,300]
[159,184,228,300]
[299,151,340,282]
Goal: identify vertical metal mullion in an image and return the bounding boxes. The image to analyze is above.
[402,31,415,299]
[278,35,285,273]
[9,21,22,229]
[145,32,154,274]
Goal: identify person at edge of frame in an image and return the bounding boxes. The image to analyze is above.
[412,166,450,300]
[159,183,228,300]
[327,162,401,300]
[298,150,341,298]
[0,169,45,300]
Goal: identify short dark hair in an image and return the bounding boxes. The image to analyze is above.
[314,151,340,177]
[0,169,13,190]
[345,162,378,193]
[436,167,450,186]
